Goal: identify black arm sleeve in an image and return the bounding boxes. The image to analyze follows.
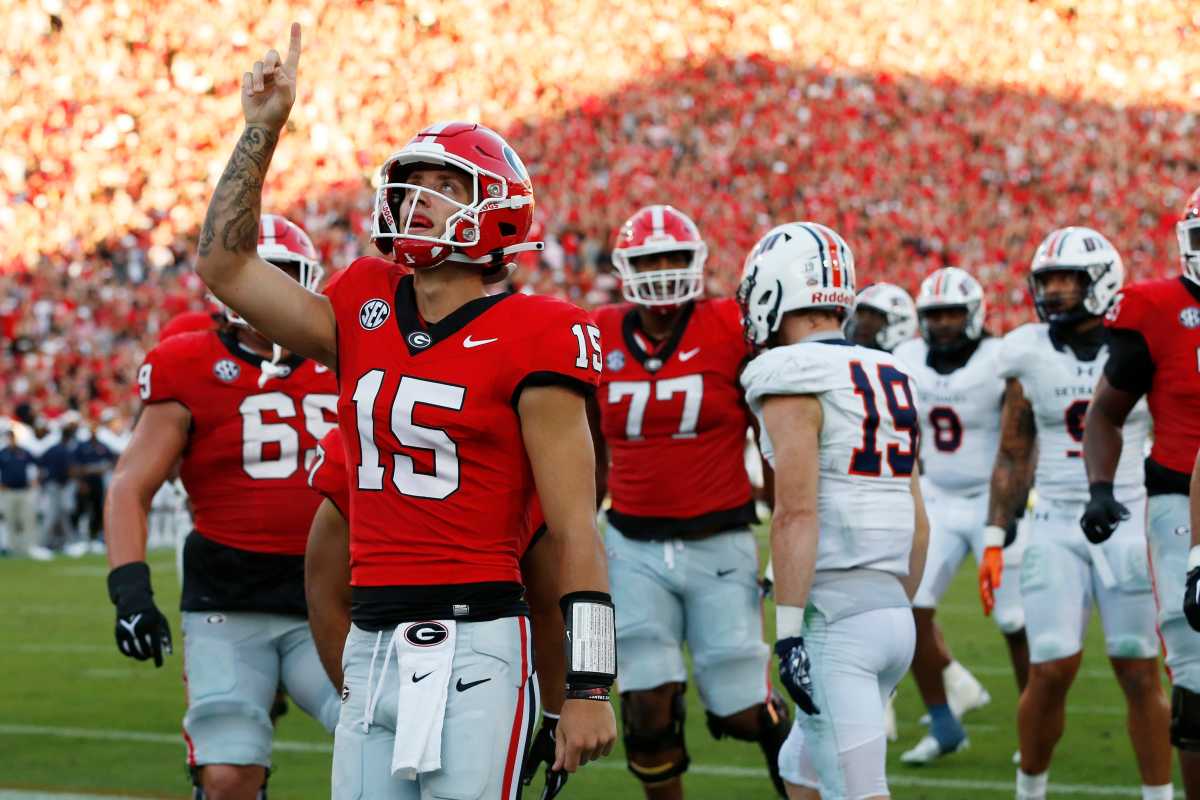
[1103,329,1154,396]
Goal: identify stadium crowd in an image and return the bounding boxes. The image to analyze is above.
[2,0,1199,553]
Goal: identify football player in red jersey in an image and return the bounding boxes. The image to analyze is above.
[195,24,615,798]
[593,204,790,799]
[304,427,571,799]
[1083,187,1200,798]
[106,214,341,799]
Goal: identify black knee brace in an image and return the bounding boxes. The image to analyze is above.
[189,765,270,799]
[704,691,791,798]
[1172,686,1200,752]
[622,687,689,785]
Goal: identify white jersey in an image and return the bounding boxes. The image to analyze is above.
[894,337,1004,495]
[999,323,1150,503]
[743,336,917,578]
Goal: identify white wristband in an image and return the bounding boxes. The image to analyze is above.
[1188,546,1200,572]
[983,525,1007,549]
[776,605,805,639]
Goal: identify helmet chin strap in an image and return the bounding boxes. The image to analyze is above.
[258,344,288,388]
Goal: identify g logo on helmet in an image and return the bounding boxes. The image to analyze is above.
[359,299,391,331]
[404,621,449,647]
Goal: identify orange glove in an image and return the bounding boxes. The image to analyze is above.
[978,525,1008,616]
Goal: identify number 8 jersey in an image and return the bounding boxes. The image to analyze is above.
[137,328,338,555]
[324,258,600,597]
[742,336,918,575]
[998,322,1150,503]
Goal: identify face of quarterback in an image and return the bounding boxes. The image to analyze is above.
[1034,270,1088,317]
[396,167,474,238]
[922,307,968,347]
[850,305,887,347]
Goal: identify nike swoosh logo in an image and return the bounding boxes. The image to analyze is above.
[456,677,492,692]
[716,568,736,577]
[679,348,701,361]
[463,335,498,348]
[412,671,433,683]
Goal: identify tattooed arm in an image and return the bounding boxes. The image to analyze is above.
[987,378,1037,529]
[195,23,337,369]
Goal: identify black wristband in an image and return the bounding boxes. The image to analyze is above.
[1088,480,1116,499]
[558,590,614,620]
[565,687,611,702]
[107,561,154,609]
[561,590,617,689]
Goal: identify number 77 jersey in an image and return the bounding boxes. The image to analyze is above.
[742,337,919,574]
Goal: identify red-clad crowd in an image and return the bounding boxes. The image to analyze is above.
[2,0,1199,431]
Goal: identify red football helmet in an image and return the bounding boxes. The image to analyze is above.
[222,214,323,328]
[611,205,708,308]
[372,122,541,281]
[1177,186,1200,285]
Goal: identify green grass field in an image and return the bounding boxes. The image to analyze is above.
[0,530,1180,799]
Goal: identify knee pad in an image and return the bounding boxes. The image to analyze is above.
[703,691,791,798]
[189,765,270,800]
[1172,686,1200,752]
[621,687,689,785]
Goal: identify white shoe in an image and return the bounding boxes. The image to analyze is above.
[884,693,897,741]
[63,541,89,558]
[27,545,55,561]
[900,734,969,765]
[88,540,107,555]
[944,661,991,719]
[1013,749,1021,765]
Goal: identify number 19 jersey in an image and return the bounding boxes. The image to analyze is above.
[893,337,1004,495]
[325,258,600,594]
[742,336,918,577]
[998,323,1149,503]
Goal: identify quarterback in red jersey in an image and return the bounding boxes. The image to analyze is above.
[106,214,341,799]
[1083,186,1200,797]
[594,204,789,799]
[195,24,615,798]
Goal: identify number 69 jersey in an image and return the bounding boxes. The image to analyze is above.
[998,322,1150,503]
[741,337,918,576]
[137,329,339,555]
[893,337,1004,495]
[325,258,601,591]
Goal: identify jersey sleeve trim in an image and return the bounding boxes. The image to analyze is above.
[1103,329,1154,397]
[510,371,597,409]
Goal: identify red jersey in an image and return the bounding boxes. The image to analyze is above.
[138,330,338,555]
[309,427,350,517]
[1105,276,1200,476]
[593,298,757,537]
[324,257,600,591]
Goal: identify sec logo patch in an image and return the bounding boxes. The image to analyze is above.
[1180,307,1200,329]
[359,299,391,330]
[213,359,240,383]
[606,349,626,372]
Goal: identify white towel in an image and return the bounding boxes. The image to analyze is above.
[390,620,457,779]
[1088,542,1117,590]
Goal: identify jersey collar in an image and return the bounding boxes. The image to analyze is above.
[218,330,307,374]
[621,302,695,373]
[393,274,511,357]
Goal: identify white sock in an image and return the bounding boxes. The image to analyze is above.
[1142,785,1173,800]
[1016,769,1048,800]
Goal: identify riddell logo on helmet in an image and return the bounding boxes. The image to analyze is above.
[813,290,854,305]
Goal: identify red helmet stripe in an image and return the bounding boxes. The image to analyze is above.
[817,226,843,288]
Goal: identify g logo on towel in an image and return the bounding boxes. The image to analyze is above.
[404,621,449,647]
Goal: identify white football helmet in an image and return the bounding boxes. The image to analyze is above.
[1176,186,1200,285]
[846,283,917,352]
[1029,226,1124,324]
[916,267,985,345]
[737,221,856,346]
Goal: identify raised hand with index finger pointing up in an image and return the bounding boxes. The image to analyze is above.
[242,22,302,131]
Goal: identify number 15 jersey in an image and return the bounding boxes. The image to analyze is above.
[325,258,600,594]
[742,336,918,577]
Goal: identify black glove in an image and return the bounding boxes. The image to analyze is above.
[520,713,568,799]
[774,636,820,716]
[1080,481,1130,544]
[1185,567,1200,633]
[107,562,173,667]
